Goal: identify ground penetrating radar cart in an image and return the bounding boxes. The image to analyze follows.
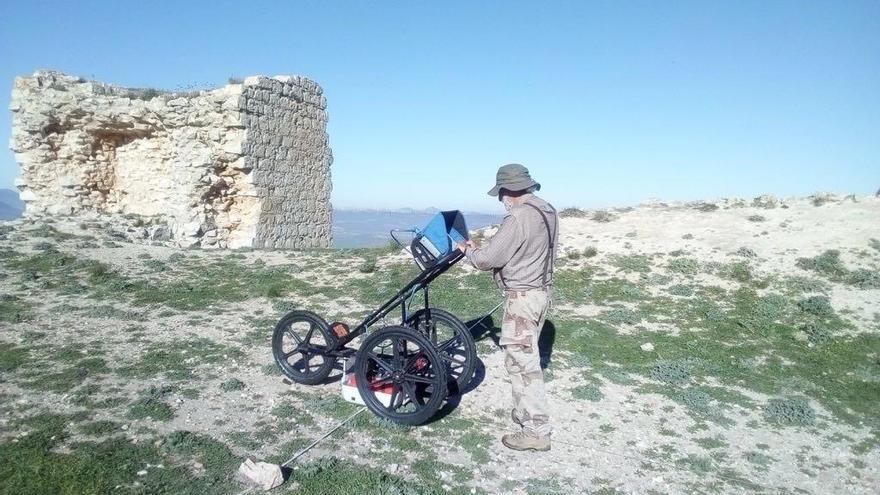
[272,211,478,425]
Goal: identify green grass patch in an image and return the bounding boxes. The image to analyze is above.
[219,378,245,392]
[78,420,121,436]
[18,355,108,393]
[694,436,728,449]
[0,413,248,495]
[609,254,652,273]
[796,249,880,289]
[0,294,34,323]
[571,384,603,401]
[410,453,474,488]
[459,431,492,463]
[600,307,641,326]
[23,224,81,241]
[667,257,700,275]
[0,248,323,311]
[286,389,360,420]
[0,342,30,372]
[128,386,175,421]
[117,338,244,380]
[796,250,848,279]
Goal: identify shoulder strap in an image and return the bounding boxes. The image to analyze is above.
[525,203,557,287]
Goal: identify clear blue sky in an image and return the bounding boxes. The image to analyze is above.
[1,1,877,213]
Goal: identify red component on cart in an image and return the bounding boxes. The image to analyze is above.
[341,370,394,406]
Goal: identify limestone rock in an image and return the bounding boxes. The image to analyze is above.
[237,459,284,491]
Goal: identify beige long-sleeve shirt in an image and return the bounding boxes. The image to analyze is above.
[465,194,558,291]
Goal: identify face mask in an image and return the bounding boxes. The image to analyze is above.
[502,197,513,211]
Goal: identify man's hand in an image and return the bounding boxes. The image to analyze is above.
[455,240,476,252]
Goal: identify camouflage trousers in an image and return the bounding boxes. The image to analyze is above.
[501,288,551,436]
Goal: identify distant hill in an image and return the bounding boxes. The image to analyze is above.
[333,208,503,248]
[0,189,24,220]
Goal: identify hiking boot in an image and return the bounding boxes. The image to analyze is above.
[501,431,551,451]
[511,409,523,426]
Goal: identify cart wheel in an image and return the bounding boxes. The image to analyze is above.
[355,326,448,425]
[406,308,477,394]
[272,310,338,385]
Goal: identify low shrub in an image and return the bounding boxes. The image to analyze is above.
[600,307,641,326]
[610,254,651,273]
[559,207,587,218]
[723,261,753,283]
[676,388,714,414]
[0,294,33,323]
[219,378,245,392]
[358,257,377,273]
[161,430,238,478]
[763,396,815,425]
[782,276,828,294]
[797,295,834,317]
[810,194,835,207]
[735,247,757,258]
[591,210,615,223]
[33,241,56,251]
[796,250,848,279]
[570,384,603,401]
[128,386,174,420]
[651,358,703,386]
[847,269,880,289]
[800,322,832,345]
[667,284,693,296]
[667,257,700,275]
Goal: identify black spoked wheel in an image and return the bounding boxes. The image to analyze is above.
[354,326,448,425]
[406,308,477,394]
[272,310,338,385]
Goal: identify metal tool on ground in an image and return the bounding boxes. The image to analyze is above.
[235,408,366,494]
[271,210,478,425]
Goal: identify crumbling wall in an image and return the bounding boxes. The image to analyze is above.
[9,70,332,249]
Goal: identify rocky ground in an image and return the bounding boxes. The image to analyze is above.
[0,193,878,494]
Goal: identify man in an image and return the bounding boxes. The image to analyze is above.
[455,163,558,452]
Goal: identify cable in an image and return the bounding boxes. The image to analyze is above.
[466,301,504,332]
[280,408,366,467]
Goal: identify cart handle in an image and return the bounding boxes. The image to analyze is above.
[389,228,418,249]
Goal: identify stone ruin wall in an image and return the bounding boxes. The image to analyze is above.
[9,70,332,249]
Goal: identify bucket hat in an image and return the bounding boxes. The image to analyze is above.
[488,163,541,196]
